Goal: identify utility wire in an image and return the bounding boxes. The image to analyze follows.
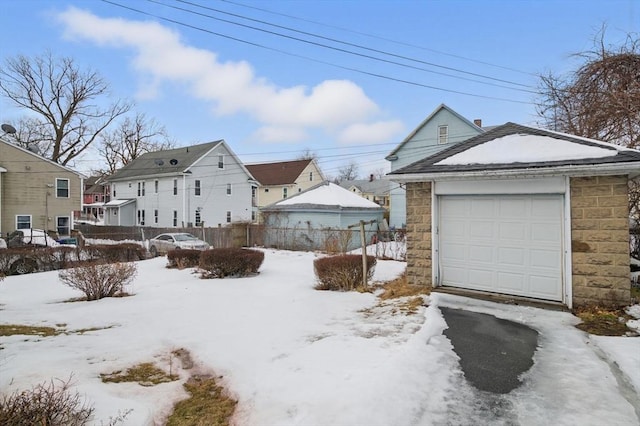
[99,0,532,104]
[166,0,534,92]
[218,0,536,77]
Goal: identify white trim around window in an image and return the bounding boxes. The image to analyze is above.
[16,215,32,230]
[56,178,70,198]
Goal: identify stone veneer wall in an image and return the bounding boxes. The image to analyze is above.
[405,182,433,287]
[571,175,630,307]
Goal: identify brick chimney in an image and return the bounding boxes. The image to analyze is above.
[474,119,482,127]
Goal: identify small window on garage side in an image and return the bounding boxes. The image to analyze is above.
[56,216,70,236]
[438,125,448,144]
[154,209,159,224]
[16,215,31,229]
[56,178,69,198]
[173,210,178,227]
[226,211,231,223]
[195,180,201,196]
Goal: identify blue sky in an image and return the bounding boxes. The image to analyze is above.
[0,0,637,177]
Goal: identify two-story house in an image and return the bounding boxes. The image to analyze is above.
[105,140,258,227]
[80,175,109,223]
[246,159,325,219]
[385,104,485,228]
[0,137,84,237]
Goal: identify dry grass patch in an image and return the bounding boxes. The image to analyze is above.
[100,362,178,387]
[376,273,429,300]
[573,305,634,336]
[0,324,63,337]
[166,375,237,426]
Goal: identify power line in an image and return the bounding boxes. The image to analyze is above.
[218,0,536,77]
[164,0,535,92]
[99,0,532,104]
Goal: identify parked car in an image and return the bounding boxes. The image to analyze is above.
[148,233,210,257]
[5,229,60,248]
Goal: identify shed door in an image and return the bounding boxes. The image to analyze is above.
[438,194,563,301]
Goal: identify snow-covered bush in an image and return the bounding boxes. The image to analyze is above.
[59,262,137,301]
[314,254,376,291]
[199,248,264,278]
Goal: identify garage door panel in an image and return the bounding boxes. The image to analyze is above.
[531,223,562,243]
[498,198,528,217]
[497,247,525,266]
[499,222,526,240]
[469,245,493,262]
[439,194,563,302]
[470,221,494,238]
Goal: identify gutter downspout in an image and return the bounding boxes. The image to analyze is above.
[182,174,187,227]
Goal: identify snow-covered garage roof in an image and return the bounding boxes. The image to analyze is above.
[388,122,640,180]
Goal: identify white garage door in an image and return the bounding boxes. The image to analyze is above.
[438,195,563,301]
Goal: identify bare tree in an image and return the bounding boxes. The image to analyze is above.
[537,29,639,148]
[296,148,318,161]
[536,29,640,217]
[0,52,130,165]
[337,161,360,182]
[97,113,174,175]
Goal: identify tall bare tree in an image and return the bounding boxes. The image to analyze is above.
[296,148,318,161]
[537,30,640,217]
[97,113,174,175]
[0,52,130,165]
[336,161,360,182]
[537,30,639,148]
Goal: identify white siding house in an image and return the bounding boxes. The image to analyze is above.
[106,141,257,228]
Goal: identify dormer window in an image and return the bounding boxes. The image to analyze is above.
[438,125,448,144]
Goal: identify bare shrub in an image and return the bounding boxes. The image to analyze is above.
[0,377,94,426]
[82,244,146,263]
[199,248,264,278]
[314,254,376,291]
[59,262,137,301]
[167,249,202,269]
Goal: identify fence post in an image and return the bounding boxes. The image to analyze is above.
[359,220,367,288]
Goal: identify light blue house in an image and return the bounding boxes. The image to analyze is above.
[385,104,485,228]
[261,182,385,252]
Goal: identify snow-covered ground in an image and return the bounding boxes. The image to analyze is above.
[0,249,638,425]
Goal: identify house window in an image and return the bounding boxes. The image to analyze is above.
[264,188,269,193]
[310,172,313,181]
[195,210,201,226]
[137,182,141,196]
[142,181,145,196]
[218,155,224,169]
[438,125,449,144]
[16,215,31,229]
[113,184,116,198]
[252,186,257,198]
[154,209,158,224]
[94,195,99,202]
[251,211,256,222]
[154,180,159,194]
[226,184,232,195]
[173,210,178,227]
[195,180,201,196]
[56,216,70,235]
[128,182,132,188]
[56,178,69,198]
[137,209,145,225]
[173,179,178,196]
[226,211,231,223]
[283,187,288,199]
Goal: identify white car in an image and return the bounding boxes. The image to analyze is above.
[148,233,210,257]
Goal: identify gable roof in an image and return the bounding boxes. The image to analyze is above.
[0,137,86,178]
[388,122,640,179]
[386,103,484,160]
[108,141,222,181]
[339,179,391,195]
[262,181,384,211]
[246,159,313,185]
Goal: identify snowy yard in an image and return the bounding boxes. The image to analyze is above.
[1,249,639,425]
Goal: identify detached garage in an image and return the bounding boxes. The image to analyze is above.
[389,123,640,308]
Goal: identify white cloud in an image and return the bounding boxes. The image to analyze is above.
[338,120,405,144]
[56,7,397,144]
